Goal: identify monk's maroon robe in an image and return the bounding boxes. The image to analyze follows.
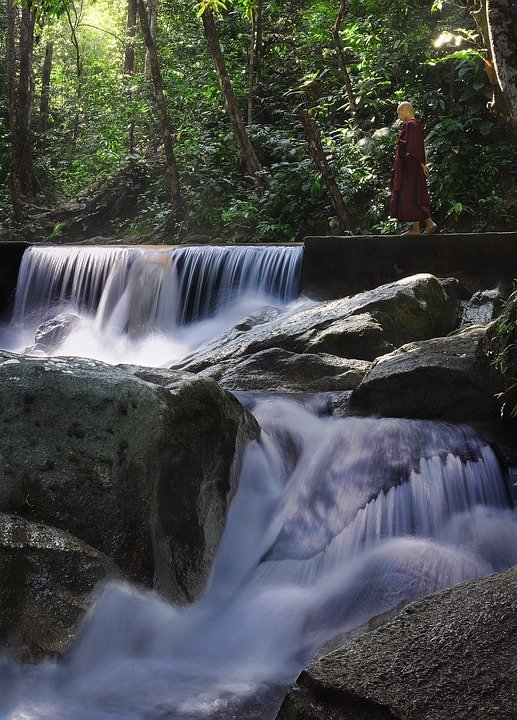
[389,118,430,222]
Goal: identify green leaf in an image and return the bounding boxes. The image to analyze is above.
[477,121,494,136]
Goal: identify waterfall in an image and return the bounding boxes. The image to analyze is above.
[2,244,516,718]
[13,244,302,327]
[13,246,142,322]
[2,397,515,720]
[171,245,302,324]
[7,244,303,366]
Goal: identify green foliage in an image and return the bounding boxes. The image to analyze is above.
[194,0,230,17]
[28,0,144,198]
[19,0,71,27]
[490,289,517,419]
[1,0,515,238]
[49,220,66,238]
[422,52,517,231]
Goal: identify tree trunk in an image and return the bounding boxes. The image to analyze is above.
[472,0,517,130]
[6,0,23,219]
[65,4,83,161]
[136,0,184,212]
[124,0,138,153]
[202,8,264,187]
[39,42,54,135]
[8,2,40,203]
[332,0,356,116]
[124,0,138,74]
[299,109,354,234]
[247,0,263,126]
[144,0,158,74]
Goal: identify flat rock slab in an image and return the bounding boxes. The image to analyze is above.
[175,274,459,375]
[277,566,517,720]
[199,348,370,392]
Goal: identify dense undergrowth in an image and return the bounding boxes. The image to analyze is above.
[1,0,516,240]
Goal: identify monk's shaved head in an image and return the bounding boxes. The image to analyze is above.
[397,101,415,120]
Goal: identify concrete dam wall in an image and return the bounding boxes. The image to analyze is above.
[300,232,517,299]
[1,233,517,316]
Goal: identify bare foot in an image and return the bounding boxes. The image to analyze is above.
[423,220,437,235]
[402,222,420,235]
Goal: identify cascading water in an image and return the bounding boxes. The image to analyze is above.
[12,246,139,321]
[1,397,516,719]
[1,244,516,719]
[6,244,303,366]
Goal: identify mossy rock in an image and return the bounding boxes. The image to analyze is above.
[0,353,259,614]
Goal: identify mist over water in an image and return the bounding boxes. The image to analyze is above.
[1,246,516,719]
[2,397,516,720]
[3,244,305,367]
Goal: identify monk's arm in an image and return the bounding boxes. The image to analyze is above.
[404,123,425,162]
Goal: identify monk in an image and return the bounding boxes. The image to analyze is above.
[389,101,437,235]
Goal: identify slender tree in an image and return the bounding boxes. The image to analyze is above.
[6,0,22,218]
[124,0,138,74]
[198,1,264,187]
[39,41,53,135]
[332,0,356,117]
[246,0,262,125]
[7,0,40,213]
[299,108,354,234]
[136,0,184,211]
[124,0,138,154]
[144,0,157,73]
[64,2,84,160]
[473,0,517,130]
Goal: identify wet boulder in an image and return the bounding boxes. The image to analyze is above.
[294,312,395,361]
[291,273,460,359]
[138,372,260,603]
[277,566,517,720]
[0,512,118,660]
[27,312,81,353]
[233,305,283,332]
[0,352,167,587]
[0,352,259,610]
[198,348,370,392]
[460,289,505,328]
[349,324,505,422]
[175,274,460,373]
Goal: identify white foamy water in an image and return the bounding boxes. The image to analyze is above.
[1,245,516,719]
[4,244,304,367]
[1,397,516,720]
